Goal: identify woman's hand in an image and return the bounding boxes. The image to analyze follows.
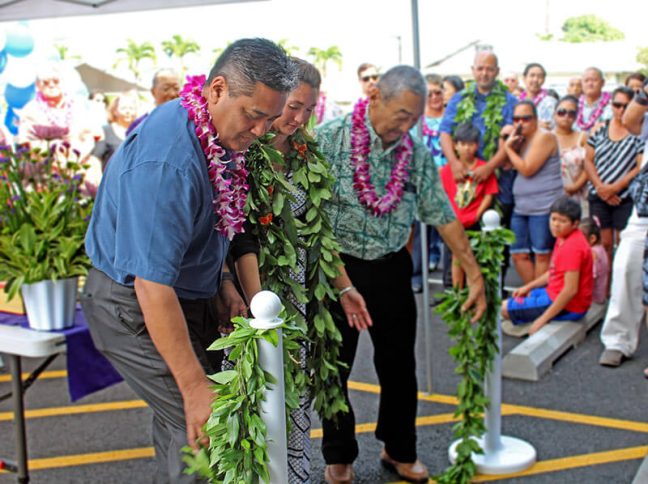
[596,183,619,203]
[340,288,373,331]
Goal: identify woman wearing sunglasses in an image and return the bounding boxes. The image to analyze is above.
[554,95,589,217]
[584,86,644,275]
[503,100,564,284]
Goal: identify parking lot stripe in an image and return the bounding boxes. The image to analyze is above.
[0,400,148,421]
[389,446,648,483]
[0,370,67,382]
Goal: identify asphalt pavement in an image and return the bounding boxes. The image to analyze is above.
[1,273,648,483]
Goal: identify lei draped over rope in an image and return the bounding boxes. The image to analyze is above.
[244,125,348,421]
[180,75,249,239]
[454,80,508,160]
[350,98,413,217]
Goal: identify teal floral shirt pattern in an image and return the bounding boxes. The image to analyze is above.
[316,112,456,260]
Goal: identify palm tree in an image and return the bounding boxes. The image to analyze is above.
[277,38,300,56]
[161,34,200,75]
[114,39,157,83]
[307,45,343,78]
[54,43,81,62]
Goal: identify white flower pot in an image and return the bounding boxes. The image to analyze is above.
[21,277,78,331]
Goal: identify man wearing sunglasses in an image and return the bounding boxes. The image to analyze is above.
[357,62,380,98]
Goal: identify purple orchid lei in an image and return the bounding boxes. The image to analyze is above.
[577,92,611,131]
[180,75,249,239]
[350,98,413,217]
[519,88,547,106]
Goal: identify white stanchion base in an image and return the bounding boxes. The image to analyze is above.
[449,435,536,475]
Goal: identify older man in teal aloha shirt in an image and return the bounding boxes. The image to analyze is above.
[315,65,486,484]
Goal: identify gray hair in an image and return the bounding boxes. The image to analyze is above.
[207,38,297,96]
[152,68,181,89]
[377,65,426,102]
[584,66,604,80]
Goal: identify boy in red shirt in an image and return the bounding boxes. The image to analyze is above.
[502,197,593,337]
[441,123,498,287]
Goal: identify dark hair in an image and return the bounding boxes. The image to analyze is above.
[207,38,297,96]
[557,94,579,109]
[613,86,635,101]
[580,217,601,244]
[550,196,581,222]
[523,62,546,77]
[377,65,426,101]
[425,73,443,86]
[546,89,560,101]
[291,57,321,90]
[357,62,376,78]
[515,99,538,118]
[625,72,646,86]
[454,123,480,143]
[443,75,465,93]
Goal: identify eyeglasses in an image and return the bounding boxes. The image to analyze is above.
[428,89,443,97]
[361,75,379,82]
[513,115,534,123]
[612,102,628,110]
[555,108,577,118]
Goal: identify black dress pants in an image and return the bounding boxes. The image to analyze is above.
[322,248,419,464]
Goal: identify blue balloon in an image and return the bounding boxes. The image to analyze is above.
[5,25,34,58]
[0,50,6,75]
[4,107,19,135]
[4,82,35,109]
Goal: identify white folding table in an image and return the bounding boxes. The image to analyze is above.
[0,324,66,483]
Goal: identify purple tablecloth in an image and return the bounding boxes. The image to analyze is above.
[0,308,123,401]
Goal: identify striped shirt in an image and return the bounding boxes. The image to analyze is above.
[587,124,644,198]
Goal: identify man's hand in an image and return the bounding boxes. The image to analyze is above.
[214,280,247,332]
[182,380,214,450]
[471,162,495,184]
[450,160,467,182]
[340,288,373,331]
[462,274,487,323]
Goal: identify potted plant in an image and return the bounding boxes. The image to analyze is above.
[0,141,93,330]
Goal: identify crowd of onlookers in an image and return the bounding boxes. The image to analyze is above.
[5,54,648,375]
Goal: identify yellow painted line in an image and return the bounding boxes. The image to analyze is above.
[473,445,648,482]
[0,370,67,383]
[24,447,154,472]
[350,380,648,433]
[0,400,148,421]
[390,445,648,483]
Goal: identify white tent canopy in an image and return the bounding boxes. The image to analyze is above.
[0,0,258,21]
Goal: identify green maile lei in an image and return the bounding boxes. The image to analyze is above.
[434,227,515,484]
[183,126,348,483]
[243,125,348,422]
[454,80,508,160]
[183,315,305,483]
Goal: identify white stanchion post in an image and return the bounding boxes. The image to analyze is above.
[249,291,289,484]
[449,210,536,474]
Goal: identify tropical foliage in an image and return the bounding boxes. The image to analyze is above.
[114,39,157,82]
